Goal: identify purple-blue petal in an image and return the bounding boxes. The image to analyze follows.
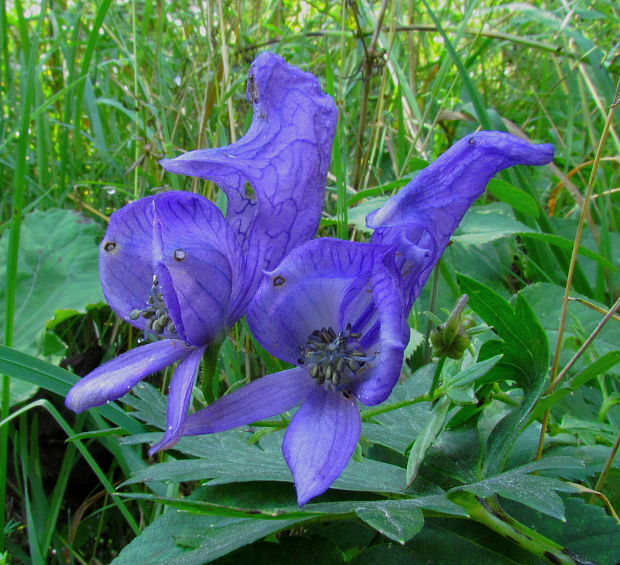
[99,196,156,330]
[353,257,409,406]
[368,131,554,309]
[65,339,192,413]
[149,345,206,455]
[282,387,361,505]
[160,52,337,318]
[152,192,245,346]
[247,238,392,364]
[182,368,315,435]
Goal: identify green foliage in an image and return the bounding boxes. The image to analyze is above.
[1,0,619,563]
[0,208,104,404]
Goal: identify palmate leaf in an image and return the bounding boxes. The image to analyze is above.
[111,509,307,565]
[505,496,620,565]
[406,519,543,565]
[405,396,451,486]
[113,482,465,561]
[363,364,434,454]
[350,545,417,565]
[0,209,104,403]
[356,504,424,544]
[451,202,535,245]
[122,429,415,495]
[457,274,550,477]
[212,536,343,565]
[448,457,582,521]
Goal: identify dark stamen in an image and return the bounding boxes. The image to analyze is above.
[129,275,177,337]
[298,323,372,389]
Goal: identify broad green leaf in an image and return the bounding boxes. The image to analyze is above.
[213,536,343,565]
[520,282,618,358]
[448,457,581,520]
[0,208,104,403]
[356,504,424,544]
[442,355,503,389]
[486,179,539,217]
[350,545,416,565]
[457,275,550,476]
[406,520,539,565]
[452,203,535,245]
[122,381,429,495]
[347,196,389,232]
[446,386,477,405]
[111,509,307,565]
[406,396,451,486]
[457,274,520,343]
[118,484,464,527]
[363,364,434,453]
[122,429,412,495]
[505,497,620,565]
[519,232,620,274]
[568,350,620,390]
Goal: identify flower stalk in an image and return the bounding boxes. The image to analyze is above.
[450,492,594,565]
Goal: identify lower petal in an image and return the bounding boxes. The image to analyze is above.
[282,387,361,506]
[149,345,206,455]
[182,367,315,435]
[65,339,192,413]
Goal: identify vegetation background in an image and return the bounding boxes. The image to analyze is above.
[0,0,618,563]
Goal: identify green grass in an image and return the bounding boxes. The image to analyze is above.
[1,0,618,563]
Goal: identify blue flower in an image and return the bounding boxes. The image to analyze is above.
[178,132,554,505]
[65,52,337,455]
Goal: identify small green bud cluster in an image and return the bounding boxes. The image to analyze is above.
[429,295,472,360]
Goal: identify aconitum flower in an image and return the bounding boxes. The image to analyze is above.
[368,131,555,310]
[178,132,554,505]
[160,51,338,307]
[65,52,337,454]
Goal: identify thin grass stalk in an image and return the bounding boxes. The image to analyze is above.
[71,0,113,160]
[19,415,45,565]
[0,0,10,97]
[0,4,40,548]
[0,399,141,535]
[217,0,237,144]
[537,80,620,459]
[131,0,140,199]
[591,431,620,505]
[351,0,389,190]
[548,295,620,393]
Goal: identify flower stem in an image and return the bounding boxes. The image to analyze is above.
[450,492,592,565]
[429,357,446,399]
[201,341,223,404]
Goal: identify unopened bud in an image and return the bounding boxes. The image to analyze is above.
[430,295,471,359]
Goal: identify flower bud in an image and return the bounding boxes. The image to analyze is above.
[430,295,471,359]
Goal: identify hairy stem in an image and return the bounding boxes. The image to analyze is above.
[451,492,594,565]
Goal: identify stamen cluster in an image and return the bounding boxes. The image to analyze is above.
[298,324,369,388]
[129,275,177,336]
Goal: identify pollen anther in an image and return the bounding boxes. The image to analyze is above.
[299,323,372,390]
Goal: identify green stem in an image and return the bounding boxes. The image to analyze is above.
[429,357,446,399]
[424,261,442,363]
[451,492,591,565]
[201,341,224,404]
[361,394,432,420]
